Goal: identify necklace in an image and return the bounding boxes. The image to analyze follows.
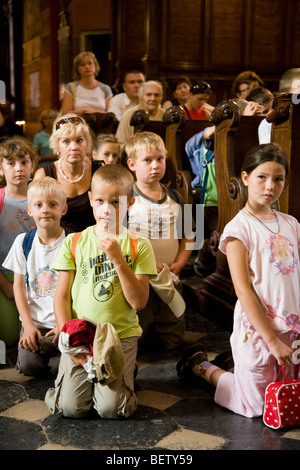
[58,159,86,184]
[246,206,280,235]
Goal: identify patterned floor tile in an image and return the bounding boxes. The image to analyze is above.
[0,367,33,383]
[136,389,182,410]
[42,406,178,450]
[183,331,207,344]
[0,416,47,450]
[137,361,151,371]
[155,428,227,450]
[0,399,51,422]
[0,381,27,412]
[37,443,86,450]
[283,429,300,441]
[1,305,300,450]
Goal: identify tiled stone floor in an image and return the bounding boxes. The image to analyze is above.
[1,278,300,452]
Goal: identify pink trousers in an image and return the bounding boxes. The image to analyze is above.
[213,324,299,418]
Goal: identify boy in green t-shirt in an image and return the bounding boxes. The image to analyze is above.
[45,164,157,419]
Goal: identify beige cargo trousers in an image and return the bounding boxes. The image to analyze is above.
[45,337,138,419]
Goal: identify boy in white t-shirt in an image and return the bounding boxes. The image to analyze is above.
[126,131,195,350]
[3,177,68,377]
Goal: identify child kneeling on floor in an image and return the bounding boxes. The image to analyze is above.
[3,177,68,376]
[45,164,157,419]
[177,143,300,418]
[126,131,195,350]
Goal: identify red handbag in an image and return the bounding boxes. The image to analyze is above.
[263,365,300,429]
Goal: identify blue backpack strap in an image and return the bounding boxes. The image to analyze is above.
[200,147,214,204]
[200,169,209,204]
[203,147,214,164]
[22,228,37,260]
[22,228,37,285]
[167,186,180,203]
[23,228,70,260]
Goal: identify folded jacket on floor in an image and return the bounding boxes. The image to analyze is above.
[58,318,125,385]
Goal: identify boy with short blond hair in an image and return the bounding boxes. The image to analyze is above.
[45,164,157,419]
[126,131,195,350]
[3,176,68,376]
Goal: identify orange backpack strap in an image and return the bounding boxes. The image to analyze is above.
[129,232,138,264]
[71,232,82,263]
[70,231,138,265]
[0,187,5,215]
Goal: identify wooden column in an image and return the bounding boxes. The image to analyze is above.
[57,0,71,101]
[268,94,300,222]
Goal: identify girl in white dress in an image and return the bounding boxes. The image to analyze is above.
[177,143,300,418]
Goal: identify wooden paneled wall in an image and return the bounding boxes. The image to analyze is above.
[113,0,300,104]
[19,0,300,135]
[22,0,60,137]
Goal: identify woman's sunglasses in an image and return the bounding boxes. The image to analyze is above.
[56,116,84,130]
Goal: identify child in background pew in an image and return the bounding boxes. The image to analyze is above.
[185,124,217,276]
[33,108,58,168]
[3,177,67,376]
[177,143,300,418]
[246,86,274,145]
[0,136,37,347]
[92,133,121,164]
[181,81,212,120]
[246,86,274,117]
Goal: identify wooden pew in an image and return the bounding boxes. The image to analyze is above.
[130,109,167,140]
[82,112,118,135]
[198,101,264,329]
[212,103,264,236]
[163,108,210,171]
[162,107,210,203]
[267,93,300,221]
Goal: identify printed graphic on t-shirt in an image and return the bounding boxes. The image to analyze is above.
[263,297,300,334]
[267,234,297,275]
[16,209,31,224]
[86,249,134,303]
[93,279,113,302]
[30,266,58,298]
[8,209,32,232]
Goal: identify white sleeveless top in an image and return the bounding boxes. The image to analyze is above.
[66,81,113,112]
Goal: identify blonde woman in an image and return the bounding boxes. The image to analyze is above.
[34,114,103,232]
